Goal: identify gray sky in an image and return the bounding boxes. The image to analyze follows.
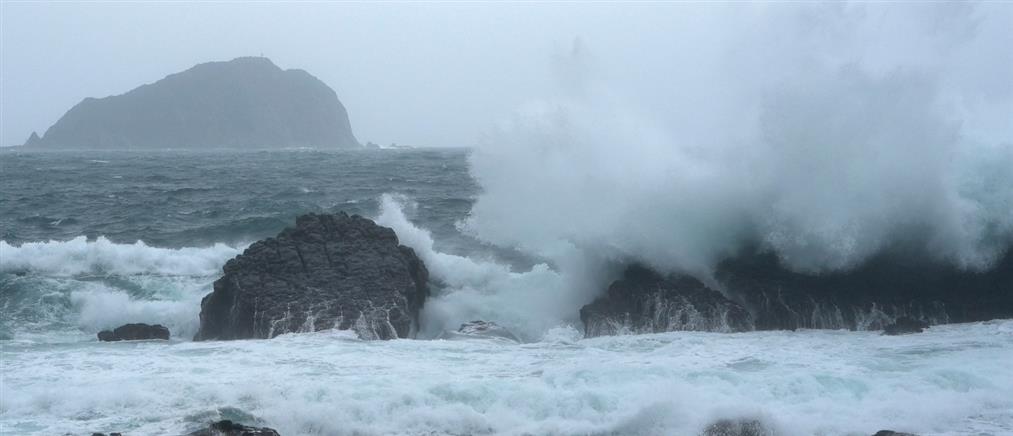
[1,2,617,148]
[3,3,1010,149]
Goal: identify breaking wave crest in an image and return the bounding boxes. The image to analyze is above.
[0,237,242,340]
[0,236,242,276]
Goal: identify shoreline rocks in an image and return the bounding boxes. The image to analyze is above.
[194,213,429,341]
[97,323,170,342]
[582,247,1013,338]
[186,420,280,436]
[580,265,754,337]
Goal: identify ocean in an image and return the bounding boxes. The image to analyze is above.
[2,149,1012,436]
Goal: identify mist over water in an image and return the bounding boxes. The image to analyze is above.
[465,4,1013,282]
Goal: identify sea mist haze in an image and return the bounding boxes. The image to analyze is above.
[2,2,1013,436]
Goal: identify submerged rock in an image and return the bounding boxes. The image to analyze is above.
[580,265,754,337]
[872,431,919,436]
[186,420,280,436]
[701,418,777,436]
[97,323,170,341]
[194,213,429,341]
[882,317,929,335]
[440,320,520,342]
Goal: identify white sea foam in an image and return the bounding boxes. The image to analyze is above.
[4,320,1012,435]
[0,237,238,340]
[0,236,243,276]
[376,194,605,340]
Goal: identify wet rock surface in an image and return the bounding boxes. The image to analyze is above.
[97,323,169,341]
[194,212,429,341]
[582,248,1013,337]
[701,418,777,436]
[186,420,281,436]
[580,265,754,337]
[718,249,1013,331]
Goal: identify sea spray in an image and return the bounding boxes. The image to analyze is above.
[463,3,1013,286]
[376,193,612,340]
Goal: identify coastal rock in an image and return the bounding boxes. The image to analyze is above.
[580,265,754,337]
[25,57,359,149]
[585,247,1013,338]
[716,249,1013,331]
[97,323,170,341]
[872,431,919,436]
[701,418,776,436]
[882,317,929,335]
[194,213,429,341]
[186,420,281,436]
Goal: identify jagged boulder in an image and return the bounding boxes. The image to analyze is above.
[97,323,170,341]
[194,213,429,341]
[580,265,754,337]
[186,420,280,436]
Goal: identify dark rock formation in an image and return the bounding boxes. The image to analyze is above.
[872,431,919,436]
[717,248,1013,331]
[882,317,929,335]
[97,323,170,341]
[439,320,520,342]
[580,265,753,337]
[90,433,122,436]
[186,420,280,436]
[701,418,776,436]
[582,247,1013,337]
[194,213,429,341]
[25,57,359,149]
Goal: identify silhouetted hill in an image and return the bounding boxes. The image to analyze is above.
[25,57,359,149]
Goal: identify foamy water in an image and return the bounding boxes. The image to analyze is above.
[3,150,1011,435]
[4,322,1013,436]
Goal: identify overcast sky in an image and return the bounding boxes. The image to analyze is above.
[3,3,1010,149]
[0,2,639,148]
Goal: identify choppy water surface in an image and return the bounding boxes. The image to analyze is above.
[2,150,1011,435]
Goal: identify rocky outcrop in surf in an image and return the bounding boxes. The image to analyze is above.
[701,418,776,436]
[581,249,1013,337]
[24,57,359,149]
[717,249,1013,331]
[193,213,429,341]
[97,323,170,341]
[580,265,754,337]
[186,420,281,436]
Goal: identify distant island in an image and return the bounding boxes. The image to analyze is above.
[23,57,360,149]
